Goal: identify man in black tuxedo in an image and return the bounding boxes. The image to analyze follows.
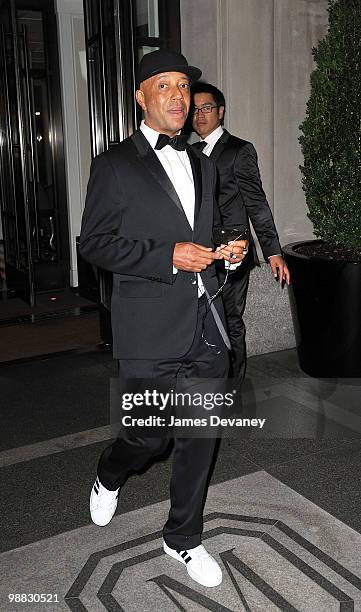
[79,51,247,588]
[191,83,290,385]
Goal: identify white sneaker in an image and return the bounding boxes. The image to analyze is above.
[89,476,119,526]
[163,540,222,587]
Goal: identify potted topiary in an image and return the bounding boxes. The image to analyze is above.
[283,0,361,377]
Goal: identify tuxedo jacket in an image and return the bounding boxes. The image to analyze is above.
[79,130,225,359]
[209,129,281,268]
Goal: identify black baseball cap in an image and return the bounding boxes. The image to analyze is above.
[137,49,202,86]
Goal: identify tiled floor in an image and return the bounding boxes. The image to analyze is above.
[1,473,361,611]
[0,348,360,611]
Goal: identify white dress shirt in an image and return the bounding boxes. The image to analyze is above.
[200,125,224,157]
[140,120,205,296]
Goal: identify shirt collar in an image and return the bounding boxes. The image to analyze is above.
[201,125,224,147]
[140,120,159,149]
[140,120,182,150]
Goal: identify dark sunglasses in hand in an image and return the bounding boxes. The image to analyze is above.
[213,225,249,247]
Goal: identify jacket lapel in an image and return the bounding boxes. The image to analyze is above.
[131,130,189,225]
[209,129,230,163]
[186,144,202,224]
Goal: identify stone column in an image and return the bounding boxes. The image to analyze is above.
[56,0,91,286]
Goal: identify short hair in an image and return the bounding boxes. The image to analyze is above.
[191,82,226,109]
[190,82,226,125]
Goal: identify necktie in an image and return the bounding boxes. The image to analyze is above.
[155,133,188,151]
[192,141,207,152]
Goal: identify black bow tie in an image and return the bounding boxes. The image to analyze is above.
[193,141,207,152]
[155,133,188,151]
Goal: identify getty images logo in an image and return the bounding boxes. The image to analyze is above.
[120,388,235,411]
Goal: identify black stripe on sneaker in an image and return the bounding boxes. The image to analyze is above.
[94,485,99,494]
[180,551,188,559]
[184,555,192,563]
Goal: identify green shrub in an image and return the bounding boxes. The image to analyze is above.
[299,0,361,249]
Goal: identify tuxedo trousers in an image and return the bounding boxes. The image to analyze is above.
[217,264,251,386]
[97,295,229,550]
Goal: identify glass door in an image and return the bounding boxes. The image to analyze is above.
[0,1,34,304]
[0,0,68,306]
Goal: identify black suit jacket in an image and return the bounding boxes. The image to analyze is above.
[209,129,281,268]
[79,130,225,359]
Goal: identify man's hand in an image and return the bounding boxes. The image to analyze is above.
[173,242,222,272]
[217,239,249,263]
[269,255,291,286]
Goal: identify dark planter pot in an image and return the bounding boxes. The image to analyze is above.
[283,240,361,378]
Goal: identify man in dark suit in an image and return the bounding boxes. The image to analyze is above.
[79,51,247,588]
[191,82,290,385]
